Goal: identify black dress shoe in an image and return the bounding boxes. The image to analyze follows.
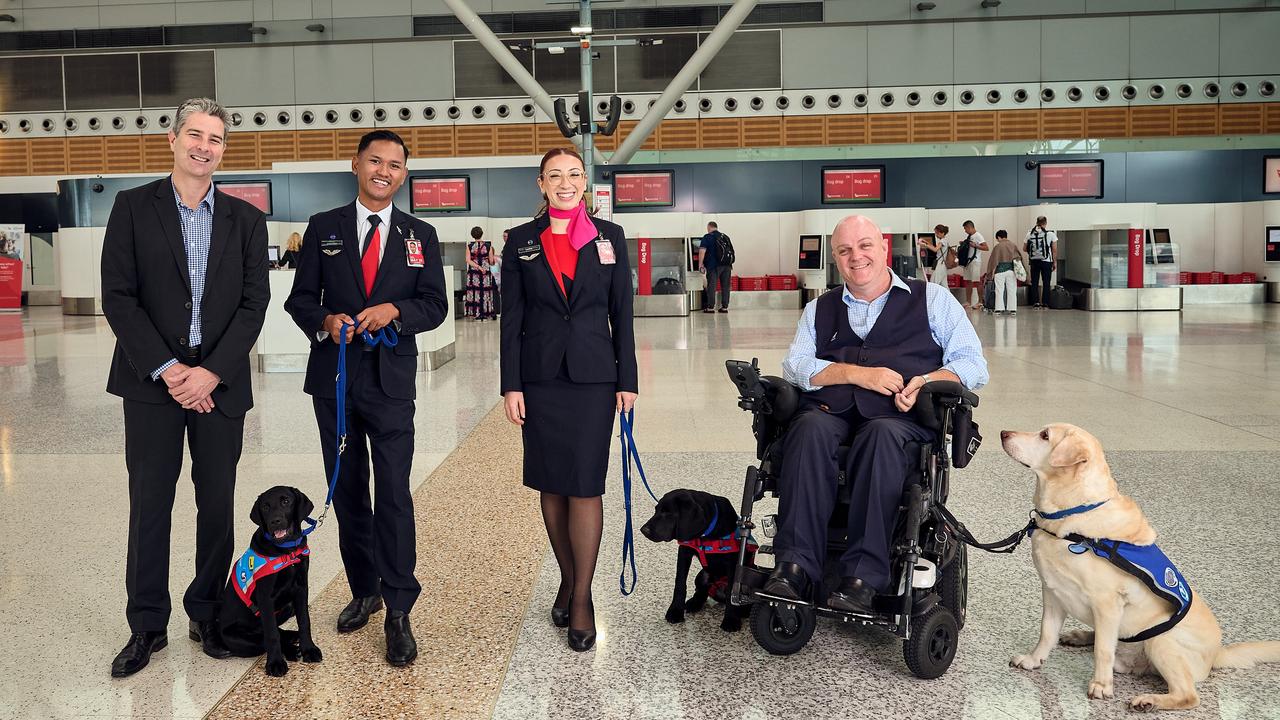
[110,631,167,678]
[337,595,383,633]
[763,562,810,601]
[827,576,877,614]
[384,610,417,666]
[566,599,596,652]
[551,593,572,629]
[188,620,231,659]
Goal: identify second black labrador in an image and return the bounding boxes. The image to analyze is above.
[640,489,753,632]
[216,486,322,677]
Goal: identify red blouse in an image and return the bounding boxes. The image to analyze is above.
[541,228,578,297]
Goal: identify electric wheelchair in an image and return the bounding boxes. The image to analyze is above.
[723,358,980,679]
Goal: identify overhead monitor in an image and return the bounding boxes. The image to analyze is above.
[821,166,884,204]
[215,180,272,215]
[798,234,823,269]
[267,245,280,264]
[1037,160,1103,199]
[1148,228,1174,264]
[613,170,674,208]
[1265,156,1280,194]
[1268,226,1280,263]
[411,176,471,213]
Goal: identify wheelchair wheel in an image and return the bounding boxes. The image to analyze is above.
[749,602,816,656]
[903,605,959,680]
[940,542,968,630]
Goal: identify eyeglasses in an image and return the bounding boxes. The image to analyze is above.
[542,170,586,184]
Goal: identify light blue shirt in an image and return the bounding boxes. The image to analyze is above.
[782,270,988,392]
[152,179,215,380]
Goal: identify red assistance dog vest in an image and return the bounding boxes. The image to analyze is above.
[232,545,309,614]
[677,535,759,600]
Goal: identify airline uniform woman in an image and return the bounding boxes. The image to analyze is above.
[499,147,638,652]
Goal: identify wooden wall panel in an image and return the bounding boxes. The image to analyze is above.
[104,136,142,174]
[455,125,496,156]
[220,133,258,170]
[297,130,337,161]
[825,115,867,145]
[335,129,365,158]
[996,110,1039,141]
[1084,107,1128,138]
[534,124,566,154]
[28,139,65,175]
[699,118,742,149]
[1041,109,1085,139]
[954,111,997,142]
[615,120,657,152]
[414,126,455,157]
[1130,106,1174,137]
[142,135,172,172]
[67,137,105,174]
[741,117,783,147]
[0,139,30,176]
[659,120,698,150]
[1174,105,1218,136]
[257,131,297,166]
[1220,103,1264,135]
[1265,104,1280,134]
[868,113,910,144]
[910,113,954,143]
[783,116,826,146]
[495,124,536,156]
[592,128,618,152]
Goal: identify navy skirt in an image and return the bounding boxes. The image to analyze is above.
[521,363,615,498]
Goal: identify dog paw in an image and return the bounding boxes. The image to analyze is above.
[684,597,707,614]
[665,607,685,624]
[1059,630,1094,647]
[301,646,323,663]
[720,617,742,633]
[1009,654,1042,671]
[1129,695,1159,713]
[1087,679,1114,700]
[264,657,289,677]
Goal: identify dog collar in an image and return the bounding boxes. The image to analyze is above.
[1034,499,1109,521]
[261,517,318,550]
[700,504,721,538]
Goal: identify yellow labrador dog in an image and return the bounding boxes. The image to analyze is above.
[1001,423,1280,711]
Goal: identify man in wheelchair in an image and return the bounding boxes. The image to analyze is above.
[764,215,988,614]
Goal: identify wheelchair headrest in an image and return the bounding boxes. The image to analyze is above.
[912,380,979,431]
[760,376,799,424]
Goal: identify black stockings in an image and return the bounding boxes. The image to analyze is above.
[540,492,603,631]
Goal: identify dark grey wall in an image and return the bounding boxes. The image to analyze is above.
[56,146,1280,228]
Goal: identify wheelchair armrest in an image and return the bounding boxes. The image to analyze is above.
[911,380,979,431]
[760,376,799,425]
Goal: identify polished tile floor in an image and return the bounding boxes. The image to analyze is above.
[2,303,1280,719]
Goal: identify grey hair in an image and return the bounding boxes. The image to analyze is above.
[173,97,231,135]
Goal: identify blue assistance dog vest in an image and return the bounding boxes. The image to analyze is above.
[232,545,309,615]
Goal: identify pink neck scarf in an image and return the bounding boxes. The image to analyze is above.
[548,201,599,251]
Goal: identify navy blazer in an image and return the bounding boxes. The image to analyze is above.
[284,202,449,401]
[101,177,270,418]
[500,213,637,395]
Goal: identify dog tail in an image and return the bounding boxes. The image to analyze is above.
[1213,641,1280,669]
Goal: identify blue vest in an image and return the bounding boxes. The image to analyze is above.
[807,280,943,418]
[1064,536,1193,642]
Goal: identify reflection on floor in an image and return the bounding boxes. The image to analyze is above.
[2,304,1279,719]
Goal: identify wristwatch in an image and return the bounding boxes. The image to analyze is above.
[921,373,932,386]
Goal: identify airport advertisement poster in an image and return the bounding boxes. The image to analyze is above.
[0,224,25,312]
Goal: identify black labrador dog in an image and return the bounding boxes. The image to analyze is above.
[217,486,322,677]
[641,489,754,632]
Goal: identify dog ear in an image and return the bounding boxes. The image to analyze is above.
[1048,430,1088,468]
[293,488,314,524]
[250,493,265,528]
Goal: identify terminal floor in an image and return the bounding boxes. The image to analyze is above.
[2,304,1279,719]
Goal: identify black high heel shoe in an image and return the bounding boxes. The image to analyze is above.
[551,592,571,629]
[567,599,596,652]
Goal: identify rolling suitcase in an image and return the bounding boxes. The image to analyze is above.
[1048,285,1073,309]
[983,279,996,312]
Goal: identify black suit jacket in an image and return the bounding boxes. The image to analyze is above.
[283,202,448,401]
[500,213,637,395]
[101,177,270,418]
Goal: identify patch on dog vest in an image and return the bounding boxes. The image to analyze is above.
[232,545,310,614]
[1074,537,1192,642]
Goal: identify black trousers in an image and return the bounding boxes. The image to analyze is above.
[705,265,731,309]
[1029,259,1053,306]
[123,396,244,631]
[312,348,420,612]
[775,406,932,593]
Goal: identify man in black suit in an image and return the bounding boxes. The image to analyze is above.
[284,130,448,667]
[101,97,270,677]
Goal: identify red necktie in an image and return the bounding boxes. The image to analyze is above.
[362,217,381,295]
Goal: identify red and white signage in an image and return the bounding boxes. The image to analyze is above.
[411,177,469,212]
[215,181,272,214]
[1266,157,1280,194]
[614,173,673,207]
[1129,228,1145,289]
[1038,162,1103,199]
[0,225,23,312]
[636,237,651,295]
[822,168,883,204]
[593,185,613,222]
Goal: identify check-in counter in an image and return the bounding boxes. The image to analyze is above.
[1180,283,1266,305]
[257,266,455,372]
[1268,282,1280,303]
[1081,287,1182,311]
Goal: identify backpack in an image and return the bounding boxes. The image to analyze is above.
[1026,228,1048,259]
[956,233,976,267]
[716,232,736,265]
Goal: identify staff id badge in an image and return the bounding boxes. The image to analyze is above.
[596,237,616,265]
[405,231,425,268]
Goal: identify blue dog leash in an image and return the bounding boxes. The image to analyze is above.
[619,410,660,596]
[298,321,399,539]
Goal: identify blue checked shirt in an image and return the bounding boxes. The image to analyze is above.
[151,180,215,380]
[782,270,988,392]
